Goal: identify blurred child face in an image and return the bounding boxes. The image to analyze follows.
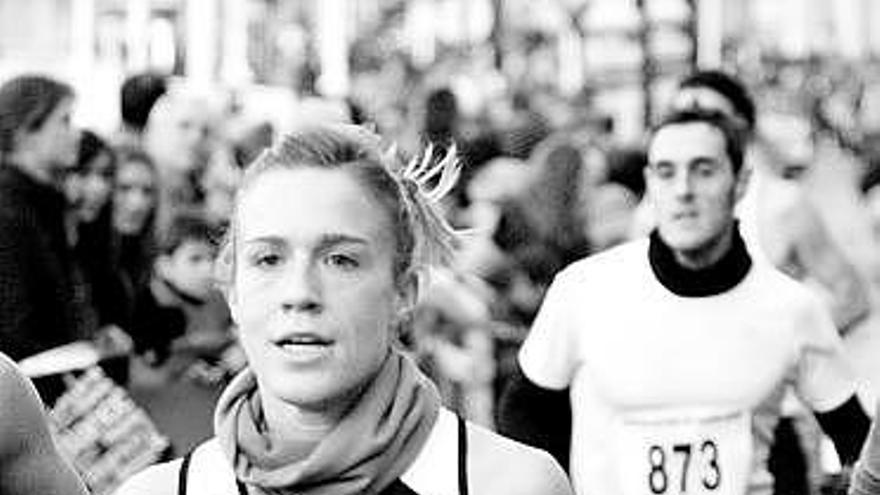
[114,159,156,234]
[158,239,217,301]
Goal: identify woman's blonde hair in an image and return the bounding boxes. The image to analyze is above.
[215,123,460,290]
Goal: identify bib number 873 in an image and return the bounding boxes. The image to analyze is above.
[648,440,721,493]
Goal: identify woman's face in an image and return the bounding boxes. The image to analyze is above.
[113,159,156,234]
[229,167,409,415]
[22,97,79,173]
[75,152,115,222]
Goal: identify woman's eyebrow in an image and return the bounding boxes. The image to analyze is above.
[314,233,369,251]
[241,233,369,249]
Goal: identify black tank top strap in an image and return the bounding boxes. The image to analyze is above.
[236,479,248,495]
[178,450,194,495]
[457,414,469,495]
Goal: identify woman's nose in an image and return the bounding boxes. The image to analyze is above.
[279,259,323,314]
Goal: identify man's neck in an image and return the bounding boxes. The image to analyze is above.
[672,225,735,270]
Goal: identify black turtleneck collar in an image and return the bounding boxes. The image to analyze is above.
[648,223,752,297]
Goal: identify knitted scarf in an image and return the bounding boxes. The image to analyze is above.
[214,351,440,495]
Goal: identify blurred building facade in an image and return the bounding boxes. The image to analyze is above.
[2,0,880,137]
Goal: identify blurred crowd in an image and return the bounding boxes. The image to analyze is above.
[4,50,880,494]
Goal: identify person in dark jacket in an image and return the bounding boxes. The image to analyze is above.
[0,74,94,361]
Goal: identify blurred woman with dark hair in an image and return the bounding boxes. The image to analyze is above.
[492,136,594,296]
[66,129,120,328]
[107,147,161,330]
[0,74,92,360]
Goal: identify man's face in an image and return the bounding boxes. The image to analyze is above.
[646,121,747,259]
[148,99,215,174]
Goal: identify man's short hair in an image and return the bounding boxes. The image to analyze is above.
[679,70,756,133]
[649,109,747,174]
[120,72,168,132]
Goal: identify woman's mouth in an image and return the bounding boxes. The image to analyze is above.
[273,334,334,363]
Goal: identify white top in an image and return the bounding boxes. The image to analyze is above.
[519,238,855,495]
[117,407,465,495]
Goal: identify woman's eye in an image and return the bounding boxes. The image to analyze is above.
[252,252,282,267]
[325,253,359,270]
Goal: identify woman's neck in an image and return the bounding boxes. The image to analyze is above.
[259,386,352,443]
[257,359,387,442]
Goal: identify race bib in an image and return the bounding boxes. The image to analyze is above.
[614,410,752,495]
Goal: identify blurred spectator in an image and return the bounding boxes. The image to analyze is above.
[0,74,96,360]
[115,72,169,149]
[129,212,231,367]
[605,145,647,199]
[127,212,235,455]
[143,88,219,228]
[66,129,121,329]
[498,89,553,160]
[454,157,530,281]
[585,182,639,252]
[410,268,496,427]
[109,147,160,330]
[201,157,241,230]
[422,86,459,150]
[492,136,592,289]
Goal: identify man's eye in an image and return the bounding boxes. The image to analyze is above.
[695,164,717,177]
[325,253,359,270]
[653,165,674,179]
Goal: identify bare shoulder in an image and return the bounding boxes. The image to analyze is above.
[467,422,573,495]
[113,460,182,495]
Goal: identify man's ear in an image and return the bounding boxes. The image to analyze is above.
[733,164,752,203]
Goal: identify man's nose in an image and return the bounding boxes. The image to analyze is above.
[672,171,694,198]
